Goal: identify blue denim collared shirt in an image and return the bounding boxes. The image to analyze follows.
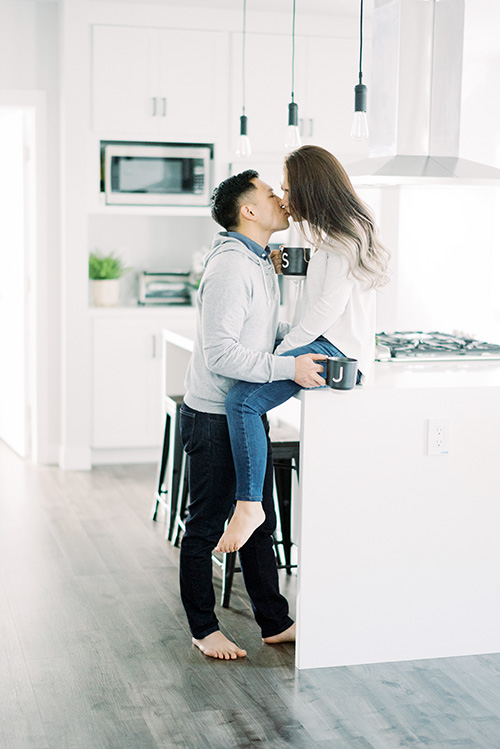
[227,231,271,262]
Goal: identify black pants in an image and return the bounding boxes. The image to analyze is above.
[178,402,293,640]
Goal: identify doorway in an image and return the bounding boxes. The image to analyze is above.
[0,92,47,462]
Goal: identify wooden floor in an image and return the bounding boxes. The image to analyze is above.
[1,441,500,749]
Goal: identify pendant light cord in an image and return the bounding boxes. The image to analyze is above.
[242,0,247,115]
[358,0,364,85]
[291,0,296,103]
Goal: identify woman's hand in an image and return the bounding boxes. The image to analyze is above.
[270,249,282,274]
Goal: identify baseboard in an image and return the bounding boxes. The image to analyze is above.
[91,447,160,466]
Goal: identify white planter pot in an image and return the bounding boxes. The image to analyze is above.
[91,279,120,307]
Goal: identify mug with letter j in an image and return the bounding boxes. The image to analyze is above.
[326,357,358,390]
[280,246,311,278]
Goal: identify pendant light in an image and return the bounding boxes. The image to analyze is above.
[285,0,301,151]
[236,0,252,158]
[351,0,369,141]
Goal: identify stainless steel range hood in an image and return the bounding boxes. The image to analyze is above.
[347,0,500,185]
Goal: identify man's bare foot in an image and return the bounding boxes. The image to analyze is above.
[214,501,265,553]
[192,631,247,660]
[262,622,296,644]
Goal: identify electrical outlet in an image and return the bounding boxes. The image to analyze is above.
[427,419,451,455]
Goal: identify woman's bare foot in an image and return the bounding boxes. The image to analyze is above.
[214,501,265,553]
[262,622,296,644]
[192,631,247,660]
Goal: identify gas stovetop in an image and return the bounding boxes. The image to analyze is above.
[375,331,500,362]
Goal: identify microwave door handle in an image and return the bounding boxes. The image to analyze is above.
[152,97,157,117]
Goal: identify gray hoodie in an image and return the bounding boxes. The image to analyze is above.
[184,232,295,414]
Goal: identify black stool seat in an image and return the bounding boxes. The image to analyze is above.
[171,422,300,608]
[151,394,185,542]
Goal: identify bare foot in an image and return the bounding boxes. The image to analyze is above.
[262,622,296,644]
[214,501,265,553]
[192,631,247,660]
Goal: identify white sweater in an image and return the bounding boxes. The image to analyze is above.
[275,244,376,382]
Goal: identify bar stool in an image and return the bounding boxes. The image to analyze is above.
[171,425,299,608]
[151,394,185,542]
[270,429,300,575]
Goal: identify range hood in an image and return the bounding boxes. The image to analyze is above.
[347,0,500,185]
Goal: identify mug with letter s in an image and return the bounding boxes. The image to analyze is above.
[326,357,358,390]
[280,246,311,278]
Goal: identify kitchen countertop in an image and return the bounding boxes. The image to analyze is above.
[370,359,500,389]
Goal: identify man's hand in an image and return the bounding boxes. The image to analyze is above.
[294,353,328,388]
[270,249,282,274]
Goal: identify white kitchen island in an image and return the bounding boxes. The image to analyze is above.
[162,326,500,670]
[296,361,500,669]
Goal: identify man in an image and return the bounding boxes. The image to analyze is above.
[179,170,324,660]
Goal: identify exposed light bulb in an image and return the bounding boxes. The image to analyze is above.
[236,134,252,158]
[351,83,368,141]
[235,114,252,158]
[351,110,369,141]
[285,101,302,151]
[285,125,302,150]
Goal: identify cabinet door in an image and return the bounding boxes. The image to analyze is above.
[92,25,160,133]
[303,37,370,160]
[230,32,307,156]
[157,29,227,141]
[92,318,163,448]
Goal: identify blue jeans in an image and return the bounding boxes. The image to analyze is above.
[225,338,343,502]
[179,403,293,640]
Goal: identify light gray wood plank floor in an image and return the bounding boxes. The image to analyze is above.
[1,439,500,748]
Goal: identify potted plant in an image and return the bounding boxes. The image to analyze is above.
[89,251,129,307]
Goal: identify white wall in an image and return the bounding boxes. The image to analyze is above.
[0,1,61,462]
[461,0,500,168]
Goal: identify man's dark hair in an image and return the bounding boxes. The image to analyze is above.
[211,170,259,231]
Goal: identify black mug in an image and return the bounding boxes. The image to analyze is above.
[280,246,311,278]
[326,357,358,390]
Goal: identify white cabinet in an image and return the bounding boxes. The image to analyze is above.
[92,316,164,449]
[92,26,159,134]
[92,25,228,141]
[91,309,196,455]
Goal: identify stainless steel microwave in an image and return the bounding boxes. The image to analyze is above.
[103,143,212,206]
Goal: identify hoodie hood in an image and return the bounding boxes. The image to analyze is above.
[347,0,500,186]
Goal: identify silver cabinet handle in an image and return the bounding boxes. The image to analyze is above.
[162,97,167,117]
[309,118,314,137]
[152,335,157,358]
[299,118,304,136]
[152,97,157,116]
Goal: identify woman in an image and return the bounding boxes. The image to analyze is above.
[215,145,390,554]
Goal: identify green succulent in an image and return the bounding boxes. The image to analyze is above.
[89,251,129,280]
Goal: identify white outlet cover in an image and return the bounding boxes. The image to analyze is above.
[427,418,451,456]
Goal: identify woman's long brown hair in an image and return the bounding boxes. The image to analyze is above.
[284,145,390,289]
